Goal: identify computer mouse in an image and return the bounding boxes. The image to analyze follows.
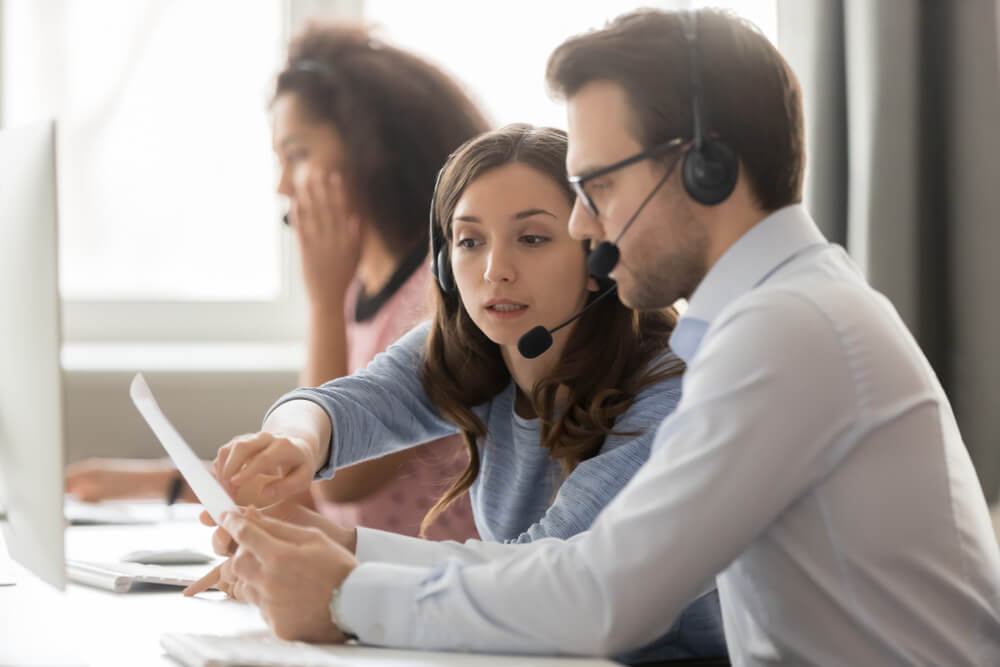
[121,548,214,565]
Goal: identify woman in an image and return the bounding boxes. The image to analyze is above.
[195,124,727,659]
[65,22,489,540]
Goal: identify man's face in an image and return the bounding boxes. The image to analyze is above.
[566,80,707,310]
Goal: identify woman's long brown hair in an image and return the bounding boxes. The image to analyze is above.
[419,124,683,536]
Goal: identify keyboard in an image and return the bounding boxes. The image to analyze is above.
[63,499,156,525]
[67,559,215,593]
[161,631,353,667]
[62,497,205,525]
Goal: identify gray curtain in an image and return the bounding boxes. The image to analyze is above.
[778,0,1000,503]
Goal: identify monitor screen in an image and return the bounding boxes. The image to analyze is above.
[0,120,66,590]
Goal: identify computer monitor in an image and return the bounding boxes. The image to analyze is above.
[0,120,66,590]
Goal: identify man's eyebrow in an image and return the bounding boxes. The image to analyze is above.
[570,163,600,178]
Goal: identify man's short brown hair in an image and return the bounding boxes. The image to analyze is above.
[547,8,804,211]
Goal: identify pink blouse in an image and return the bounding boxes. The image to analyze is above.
[314,261,478,542]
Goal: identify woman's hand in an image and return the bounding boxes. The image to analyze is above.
[213,432,317,505]
[289,169,363,315]
[66,458,178,502]
[185,508,358,643]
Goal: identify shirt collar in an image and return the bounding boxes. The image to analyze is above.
[669,204,827,364]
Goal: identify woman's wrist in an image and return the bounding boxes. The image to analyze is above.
[132,468,178,499]
[306,291,348,321]
[262,401,332,475]
[296,436,327,478]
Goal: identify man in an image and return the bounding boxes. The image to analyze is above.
[212,9,1000,664]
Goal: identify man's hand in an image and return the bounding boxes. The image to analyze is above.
[185,507,359,643]
[193,498,357,563]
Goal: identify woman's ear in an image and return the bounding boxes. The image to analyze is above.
[586,275,600,293]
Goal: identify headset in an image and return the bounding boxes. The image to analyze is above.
[679,11,738,205]
[429,166,456,294]
[429,166,614,297]
[586,10,739,279]
[431,11,734,357]
[429,161,617,359]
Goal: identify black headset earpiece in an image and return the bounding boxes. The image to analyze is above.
[683,139,738,205]
[679,11,738,206]
[429,167,456,294]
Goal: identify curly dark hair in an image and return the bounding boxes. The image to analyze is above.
[275,22,490,259]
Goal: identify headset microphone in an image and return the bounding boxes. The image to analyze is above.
[516,283,618,359]
[586,242,620,281]
[586,154,677,280]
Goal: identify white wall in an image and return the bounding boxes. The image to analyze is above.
[63,369,298,463]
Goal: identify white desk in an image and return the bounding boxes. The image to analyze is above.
[0,515,618,666]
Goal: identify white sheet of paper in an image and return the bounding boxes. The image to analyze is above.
[129,373,238,524]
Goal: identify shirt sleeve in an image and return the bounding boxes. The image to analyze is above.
[337,291,860,655]
[355,526,569,567]
[263,322,460,479]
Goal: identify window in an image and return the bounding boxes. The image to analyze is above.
[364,1,778,129]
[1,0,774,344]
[1,0,357,343]
[3,1,287,303]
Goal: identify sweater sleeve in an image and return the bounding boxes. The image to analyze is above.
[263,321,461,479]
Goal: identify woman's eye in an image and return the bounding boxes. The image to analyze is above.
[520,235,549,246]
[456,238,481,249]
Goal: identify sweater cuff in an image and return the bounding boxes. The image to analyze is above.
[262,392,338,479]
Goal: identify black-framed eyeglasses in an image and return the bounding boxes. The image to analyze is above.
[568,137,686,217]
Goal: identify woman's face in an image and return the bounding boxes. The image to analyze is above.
[271,92,344,199]
[451,162,597,352]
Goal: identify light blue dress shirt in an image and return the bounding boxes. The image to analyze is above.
[334,204,1000,665]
